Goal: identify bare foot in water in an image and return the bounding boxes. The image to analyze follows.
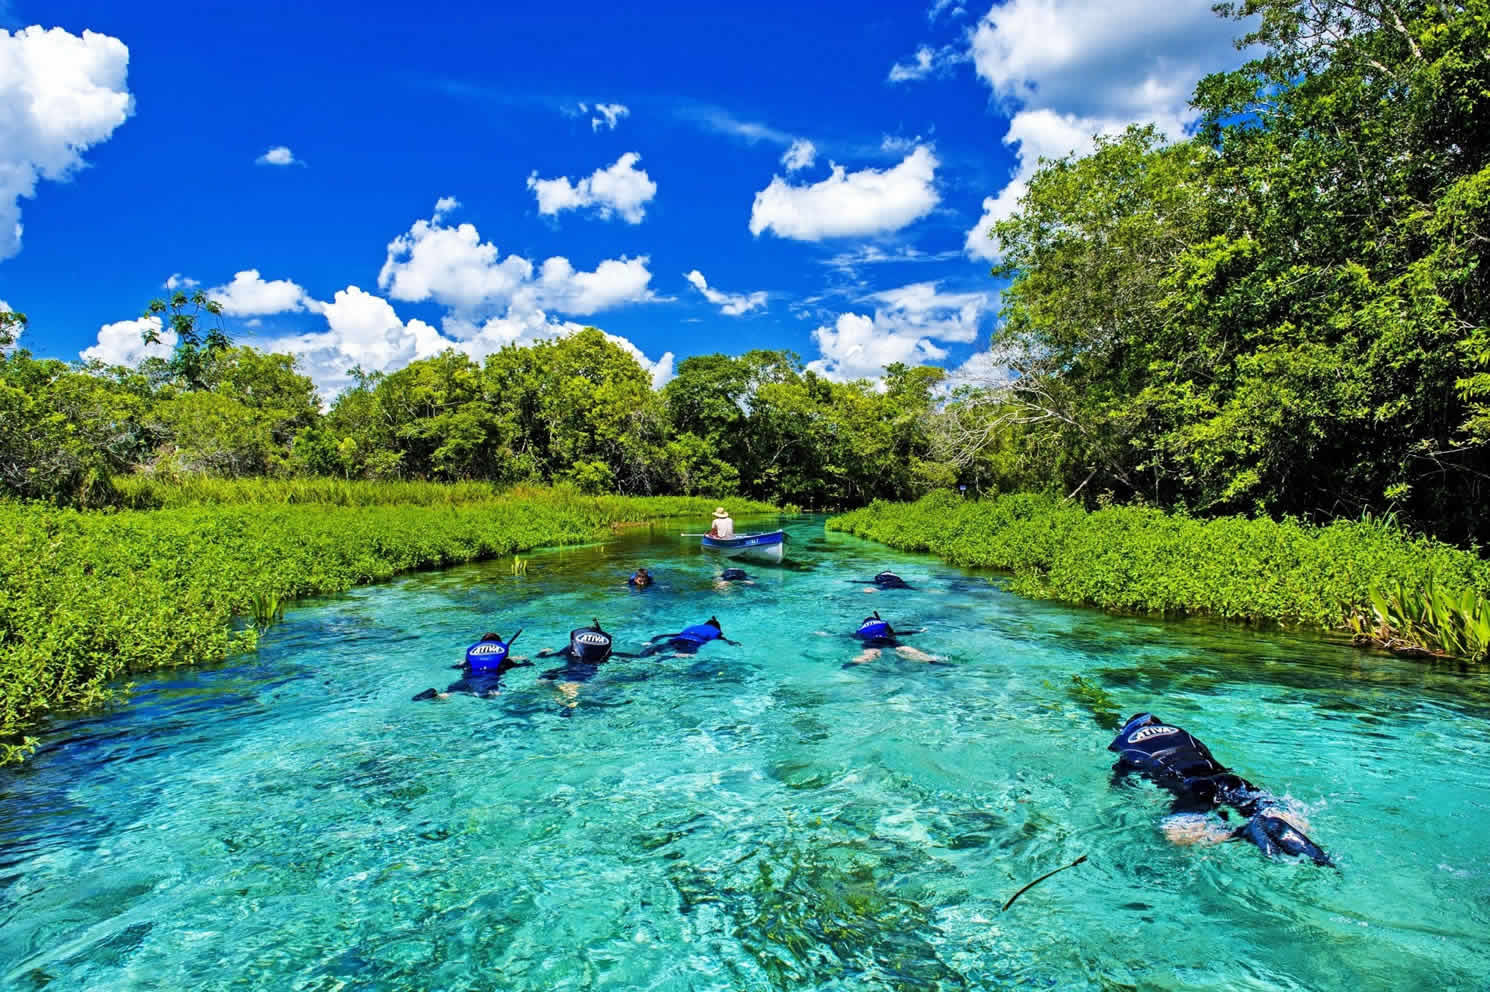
[894,646,943,663]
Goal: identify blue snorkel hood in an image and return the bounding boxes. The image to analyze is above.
[466,628,522,673]
[856,611,892,640]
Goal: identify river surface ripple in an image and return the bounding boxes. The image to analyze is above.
[2,515,1488,991]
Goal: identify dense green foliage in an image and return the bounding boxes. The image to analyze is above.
[1,316,958,509]
[962,0,1490,542]
[0,488,775,764]
[829,492,1490,657]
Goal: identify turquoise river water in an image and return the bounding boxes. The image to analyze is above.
[2,515,1489,991]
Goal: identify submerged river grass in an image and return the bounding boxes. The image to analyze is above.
[2,515,1488,990]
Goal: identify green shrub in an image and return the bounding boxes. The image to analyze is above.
[829,491,1490,660]
[0,486,777,762]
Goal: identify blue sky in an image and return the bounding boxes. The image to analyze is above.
[1,0,1248,396]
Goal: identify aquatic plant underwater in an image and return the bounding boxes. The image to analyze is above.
[1,518,1486,991]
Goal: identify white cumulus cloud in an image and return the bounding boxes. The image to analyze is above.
[163,273,199,289]
[255,145,301,166]
[81,202,673,397]
[379,210,535,309]
[590,102,629,131]
[809,313,949,382]
[0,26,133,261]
[962,0,1247,260]
[888,46,936,83]
[807,281,994,381]
[207,269,309,316]
[781,139,816,173]
[432,195,459,219]
[684,269,767,316]
[865,281,989,344]
[750,146,940,241]
[278,286,446,390]
[81,315,171,366]
[379,201,659,316]
[929,0,966,21]
[527,152,657,223]
[528,255,659,316]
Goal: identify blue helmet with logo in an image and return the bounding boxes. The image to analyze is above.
[465,636,510,673]
[856,611,892,640]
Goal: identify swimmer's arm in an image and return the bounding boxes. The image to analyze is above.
[535,647,562,658]
[721,637,741,646]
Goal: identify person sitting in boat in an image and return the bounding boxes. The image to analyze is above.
[637,616,740,657]
[1108,712,1332,866]
[628,566,654,589]
[707,507,734,539]
[849,571,912,590]
[843,612,942,666]
[412,631,531,700]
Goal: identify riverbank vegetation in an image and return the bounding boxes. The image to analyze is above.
[829,492,1490,663]
[0,488,774,764]
[2,306,952,511]
[944,0,1490,547]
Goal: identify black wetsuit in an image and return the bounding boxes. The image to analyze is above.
[537,623,634,682]
[850,571,913,589]
[1108,713,1332,865]
[440,658,531,697]
[720,568,749,582]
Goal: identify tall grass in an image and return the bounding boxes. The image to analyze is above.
[115,475,782,514]
[0,486,778,762]
[828,491,1490,661]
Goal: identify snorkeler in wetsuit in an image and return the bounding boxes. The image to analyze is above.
[842,612,941,666]
[636,616,740,657]
[412,630,531,701]
[1108,712,1333,866]
[536,620,635,682]
[852,611,924,645]
[849,571,913,590]
[628,567,654,589]
[720,568,749,582]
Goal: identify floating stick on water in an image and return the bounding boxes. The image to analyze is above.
[1001,854,1088,912]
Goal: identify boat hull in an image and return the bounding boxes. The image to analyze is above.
[701,530,786,563]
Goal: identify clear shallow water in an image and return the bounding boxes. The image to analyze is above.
[3,516,1490,992]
